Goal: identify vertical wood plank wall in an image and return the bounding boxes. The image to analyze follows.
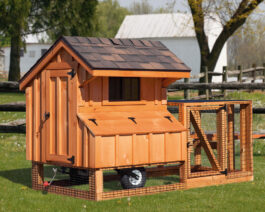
[26,75,42,161]
[77,130,186,169]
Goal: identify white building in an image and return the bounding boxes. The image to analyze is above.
[115,13,227,82]
[3,43,51,76]
[0,49,4,71]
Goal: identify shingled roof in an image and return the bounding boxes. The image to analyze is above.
[61,36,190,72]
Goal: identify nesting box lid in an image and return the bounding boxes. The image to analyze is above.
[19,36,190,90]
[77,111,187,136]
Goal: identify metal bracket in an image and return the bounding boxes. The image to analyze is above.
[67,69,76,78]
[128,117,137,124]
[164,116,173,122]
[89,118,98,126]
[220,168,228,175]
[67,156,75,164]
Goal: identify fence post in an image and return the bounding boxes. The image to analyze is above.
[252,64,256,83]
[238,65,242,83]
[263,63,265,84]
[205,66,209,100]
[184,78,190,100]
[222,66,227,97]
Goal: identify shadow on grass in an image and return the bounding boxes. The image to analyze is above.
[0,167,31,188]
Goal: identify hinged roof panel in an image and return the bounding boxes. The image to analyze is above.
[77,111,187,136]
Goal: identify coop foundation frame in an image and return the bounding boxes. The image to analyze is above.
[31,100,253,201]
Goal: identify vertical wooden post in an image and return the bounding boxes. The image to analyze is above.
[216,107,227,171]
[194,111,201,166]
[205,66,209,100]
[263,63,265,84]
[240,105,247,171]
[179,161,187,186]
[89,169,103,201]
[238,65,242,83]
[227,104,235,171]
[245,103,253,172]
[252,64,256,83]
[184,78,190,100]
[222,66,227,97]
[32,162,44,189]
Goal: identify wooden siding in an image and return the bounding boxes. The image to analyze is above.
[25,48,187,169]
[78,127,186,169]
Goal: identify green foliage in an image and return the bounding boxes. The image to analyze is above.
[46,0,98,41]
[93,0,130,38]
[0,0,99,80]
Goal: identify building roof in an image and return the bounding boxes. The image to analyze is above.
[20,36,191,90]
[116,13,195,39]
[115,13,223,39]
[62,36,190,71]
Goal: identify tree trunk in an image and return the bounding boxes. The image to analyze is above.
[8,34,21,81]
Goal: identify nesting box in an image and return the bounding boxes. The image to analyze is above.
[19,36,190,169]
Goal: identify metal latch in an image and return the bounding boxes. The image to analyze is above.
[67,156,75,164]
[67,69,76,78]
[44,112,50,121]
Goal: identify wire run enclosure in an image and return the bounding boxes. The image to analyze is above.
[32,100,253,201]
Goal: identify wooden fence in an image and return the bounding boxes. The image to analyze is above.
[1,78,265,134]
[170,64,265,99]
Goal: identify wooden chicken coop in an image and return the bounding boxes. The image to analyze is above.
[19,36,253,201]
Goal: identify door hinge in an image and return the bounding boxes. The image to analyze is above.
[67,69,76,78]
[67,156,75,164]
[44,112,50,121]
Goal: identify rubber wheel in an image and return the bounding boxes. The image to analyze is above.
[120,168,146,189]
[69,168,89,184]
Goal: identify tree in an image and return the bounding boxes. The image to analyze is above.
[129,0,172,14]
[0,0,98,81]
[45,0,98,41]
[0,0,31,81]
[228,17,265,68]
[130,0,153,14]
[187,0,264,82]
[93,0,130,38]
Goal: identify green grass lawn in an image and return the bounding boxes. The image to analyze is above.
[0,133,264,212]
[0,92,265,211]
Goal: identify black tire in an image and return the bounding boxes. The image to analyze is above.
[120,168,146,189]
[69,168,89,184]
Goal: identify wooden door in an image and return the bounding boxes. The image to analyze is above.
[45,69,74,164]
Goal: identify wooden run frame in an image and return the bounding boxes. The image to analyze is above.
[31,100,253,201]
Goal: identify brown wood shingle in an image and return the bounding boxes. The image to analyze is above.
[62,36,190,72]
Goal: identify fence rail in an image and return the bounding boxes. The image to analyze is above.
[189,65,265,82]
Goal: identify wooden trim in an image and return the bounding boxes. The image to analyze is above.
[79,76,97,88]
[46,62,71,70]
[102,100,147,106]
[20,41,93,90]
[190,110,221,171]
[92,70,190,78]
[162,78,179,88]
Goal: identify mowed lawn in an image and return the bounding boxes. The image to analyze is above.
[0,92,265,212]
